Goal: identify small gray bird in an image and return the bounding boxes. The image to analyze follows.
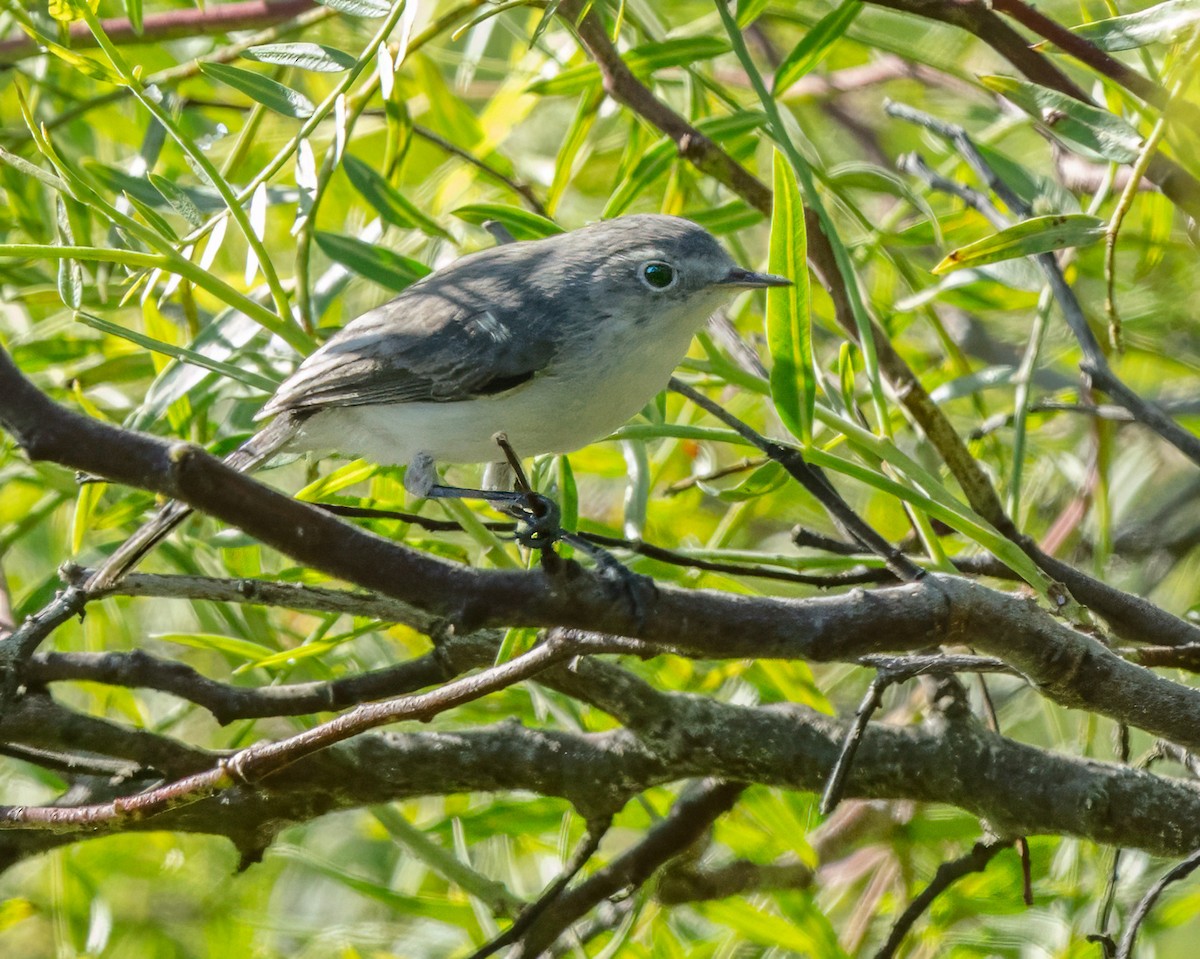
[91,214,788,585]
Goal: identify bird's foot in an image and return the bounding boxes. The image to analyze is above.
[560,533,657,628]
[500,491,562,550]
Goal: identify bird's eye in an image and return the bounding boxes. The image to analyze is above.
[640,261,676,291]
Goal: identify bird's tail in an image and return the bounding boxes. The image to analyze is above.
[85,413,301,592]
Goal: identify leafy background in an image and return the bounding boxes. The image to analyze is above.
[0,0,1199,955]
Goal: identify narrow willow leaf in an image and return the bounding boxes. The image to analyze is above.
[199,62,315,119]
[548,90,601,214]
[1070,0,1200,50]
[153,631,275,662]
[705,461,788,501]
[981,75,1142,163]
[737,0,771,27]
[121,0,144,33]
[55,196,83,310]
[0,145,69,193]
[528,37,730,96]
[450,204,562,240]
[689,201,763,234]
[342,154,451,238]
[146,174,204,228]
[932,213,1106,274]
[767,151,813,444]
[75,311,281,393]
[773,0,863,92]
[315,231,431,291]
[243,42,357,72]
[123,191,178,240]
[603,141,674,217]
[315,0,391,15]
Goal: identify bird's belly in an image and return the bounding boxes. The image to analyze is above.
[289,346,684,466]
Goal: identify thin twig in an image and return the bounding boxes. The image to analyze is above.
[669,377,925,583]
[467,816,614,959]
[1116,848,1200,959]
[873,839,1011,959]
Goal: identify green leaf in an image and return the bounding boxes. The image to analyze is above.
[152,631,276,663]
[704,461,788,501]
[1069,0,1200,50]
[528,37,730,96]
[315,0,392,15]
[450,204,563,240]
[773,0,863,92]
[123,191,178,240]
[55,197,82,310]
[314,231,432,291]
[123,0,143,34]
[737,0,772,27]
[342,154,451,238]
[148,173,206,228]
[75,311,282,394]
[243,42,358,72]
[767,150,813,444]
[932,213,1107,274]
[980,75,1142,163]
[198,62,315,119]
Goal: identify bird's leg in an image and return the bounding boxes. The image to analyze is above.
[404,450,562,550]
[492,436,657,624]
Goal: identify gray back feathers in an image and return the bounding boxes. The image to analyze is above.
[259,215,733,418]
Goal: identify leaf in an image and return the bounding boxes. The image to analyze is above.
[1069,0,1200,51]
[767,150,813,444]
[0,145,69,194]
[152,631,275,663]
[688,200,763,234]
[704,461,788,501]
[314,231,431,291]
[123,0,143,34]
[773,0,863,92]
[123,190,178,240]
[528,37,730,96]
[55,197,82,310]
[243,42,357,72]
[148,173,205,228]
[315,0,392,15]
[341,154,451,238]
[198,62,315,119]
[450,204,563,240]
[980,75,1142,163]
[932,214,1107,274]
[75,311,281,394]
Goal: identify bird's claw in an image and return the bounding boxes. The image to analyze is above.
[503,492,562,550]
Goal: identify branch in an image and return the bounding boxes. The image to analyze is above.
[511,780,747,956]
[873,839,1011,959]
[0,0,318,64]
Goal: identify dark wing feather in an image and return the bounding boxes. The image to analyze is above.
[260,257,563,418]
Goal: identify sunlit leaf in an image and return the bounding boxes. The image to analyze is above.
[342,154,451,238]
[767,150,813,444]
[773,0,863,92]
[932,213,1106,274]
[528,37,730,96]
[314,231,431,290]
[450,204,562,240]
[243,42,357,72]
[315,0,391,16]
[981,75,1142,162]
[1069,0,1200,50]
[199,62,315,119]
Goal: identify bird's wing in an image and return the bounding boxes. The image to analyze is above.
[260,291,558,417]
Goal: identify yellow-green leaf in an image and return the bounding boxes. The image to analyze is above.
[766,150,813,444]
[932,214,1106,274]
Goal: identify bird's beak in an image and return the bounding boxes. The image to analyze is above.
[719,267,792,289]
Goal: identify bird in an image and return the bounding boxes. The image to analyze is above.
[88,214,789,588]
